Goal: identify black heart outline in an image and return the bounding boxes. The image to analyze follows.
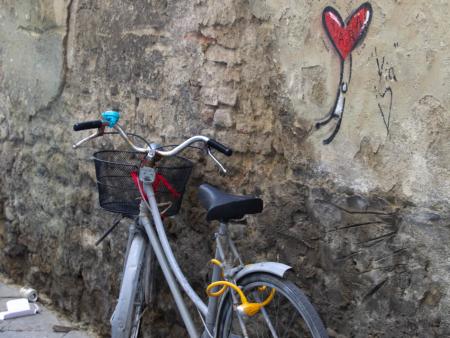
[322,2,373,61]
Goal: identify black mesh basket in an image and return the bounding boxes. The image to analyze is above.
[93,150,193,217]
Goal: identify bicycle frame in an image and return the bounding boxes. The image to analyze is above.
[140,181,227,337]
[112,179,291,338]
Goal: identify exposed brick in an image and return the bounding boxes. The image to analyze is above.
[217,87,238,106]
[213,108,233,128]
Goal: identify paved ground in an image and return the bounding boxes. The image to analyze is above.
[0,279,96,338]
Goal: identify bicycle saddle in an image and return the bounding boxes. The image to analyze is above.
[198,183,263,222]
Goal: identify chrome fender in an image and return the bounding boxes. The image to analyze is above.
[233,262,292,281]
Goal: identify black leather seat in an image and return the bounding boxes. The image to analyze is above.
[198,183,263,222]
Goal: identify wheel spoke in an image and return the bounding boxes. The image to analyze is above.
[252,291,279,338]
[282,306,298,338]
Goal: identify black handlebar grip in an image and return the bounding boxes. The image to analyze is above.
[73,120,104,131]
[207,139,233,156]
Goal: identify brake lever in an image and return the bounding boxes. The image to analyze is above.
[72,127,105,149]
[207,146,227,174]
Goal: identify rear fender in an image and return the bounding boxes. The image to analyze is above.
[233,262,292,281]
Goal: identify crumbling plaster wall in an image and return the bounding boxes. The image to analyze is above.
[0,0,449,337]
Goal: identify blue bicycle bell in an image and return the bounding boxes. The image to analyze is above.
[102,111,120,127]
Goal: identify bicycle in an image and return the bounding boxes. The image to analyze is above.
[73,111,329,338]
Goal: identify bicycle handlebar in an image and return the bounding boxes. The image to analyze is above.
[207,139,233,156]
[114,125,232,157]
[73,120,105,131]
[72,119,233,158]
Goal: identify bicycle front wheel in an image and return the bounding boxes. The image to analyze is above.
[217,273,328,338]
[111,234,148,338]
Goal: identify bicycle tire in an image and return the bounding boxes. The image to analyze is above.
[143,240,158,307]
[111,234,147,338]
[129,261,146,338]
[216,273,328,338]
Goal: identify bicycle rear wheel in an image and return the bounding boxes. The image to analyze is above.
[216,273,328,338]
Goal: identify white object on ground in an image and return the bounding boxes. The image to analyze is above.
[0,298,40,320]
[20,287,38,302]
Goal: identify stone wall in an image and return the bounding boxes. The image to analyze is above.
[0,0,449,337]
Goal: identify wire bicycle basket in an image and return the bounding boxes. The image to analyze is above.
[93,150,193,217]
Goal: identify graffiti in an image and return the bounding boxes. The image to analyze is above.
[374,47,397,135]
[316,3,373,144]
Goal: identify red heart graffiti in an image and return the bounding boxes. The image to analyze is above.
[323,3,372,60]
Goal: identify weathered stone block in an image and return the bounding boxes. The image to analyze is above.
[200,108,215,124]
[213,108,233,128]
[200,87,219,106]
[217,87,238,106]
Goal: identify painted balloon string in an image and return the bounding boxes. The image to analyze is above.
[316,2,373,144]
